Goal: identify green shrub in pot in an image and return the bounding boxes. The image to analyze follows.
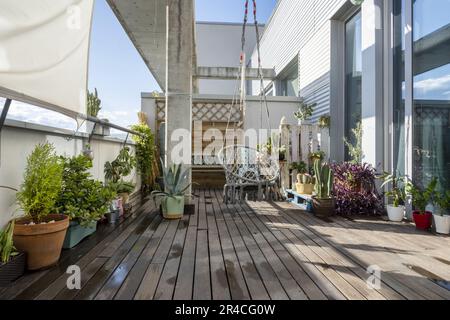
[57,155,116,248]
[151,161,191,220]
[405,178,437,230]
[379,172,407,222]
[14,143,68,270]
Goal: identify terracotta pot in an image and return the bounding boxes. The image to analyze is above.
[312,197,335,217]
[13,215,69,270]
[412,211,432,230]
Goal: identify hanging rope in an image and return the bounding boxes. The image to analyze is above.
[225,0,271,138]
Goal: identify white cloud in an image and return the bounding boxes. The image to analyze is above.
[414,74,450,93]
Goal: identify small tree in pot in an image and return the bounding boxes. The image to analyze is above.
[406,178,437,230]
[312,159,335,217]
[14,143,69,270]
[434,191,450,235]
[379,172,407,222]
[151,161,191,220]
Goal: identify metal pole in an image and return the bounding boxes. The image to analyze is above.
[0,98,12,131]
[78,113,144,137]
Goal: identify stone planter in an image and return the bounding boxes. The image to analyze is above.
[63,221,97,249]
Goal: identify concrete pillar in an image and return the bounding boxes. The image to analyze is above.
[361,0,384,169]
[165,0,194,168]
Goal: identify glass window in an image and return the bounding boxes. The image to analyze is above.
[393,0,406,176]
[345,11,362,160]
[413,0,450,191]
[278,64,298,97]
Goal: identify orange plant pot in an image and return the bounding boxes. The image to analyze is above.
[13,214,69,270]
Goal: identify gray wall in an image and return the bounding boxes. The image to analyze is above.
[250,0,347,122]
[0,120,140,229]
[196,22,263,95]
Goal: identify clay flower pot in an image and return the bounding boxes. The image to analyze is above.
[13,214,69,270]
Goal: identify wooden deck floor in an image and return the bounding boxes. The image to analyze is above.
[2,189,450,300]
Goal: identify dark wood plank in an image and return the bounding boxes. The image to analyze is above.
[73,212,157,300]
[114,215,167,300]
[210,190,250,300]
[54,257,108,300]
[153,214,190,300]
[173,225,197,300]
[133,219,180,300]
[94,212,162,300]
[214,190,270,300]
[206,188,231,300]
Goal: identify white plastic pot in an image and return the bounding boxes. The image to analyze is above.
[433,214,450,235]
[386,205,405,222]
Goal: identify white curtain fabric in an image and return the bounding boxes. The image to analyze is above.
[0,0,94,118]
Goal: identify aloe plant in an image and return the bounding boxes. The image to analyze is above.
[151,160,191,199]
[0,221,18,264]
[314,159,333,199]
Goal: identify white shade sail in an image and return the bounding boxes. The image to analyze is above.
[0,0,94,118]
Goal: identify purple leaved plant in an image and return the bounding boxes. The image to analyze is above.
[331,162,384,216]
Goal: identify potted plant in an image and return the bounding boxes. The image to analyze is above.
[14,143,69,270]
[86,88,103,135]
[379,172,407,222]
[57,155,116,249]
[406,178,437,230]
[318,115,331,130]
[104,147,136,184]
[82,143,94,160]
[309,151,325,163]
[0,220,26,286]
[151,161,191,220]
[312,159,335,217]
[434,191,450,235]
[114,180,136,205]
[296,174,315,195]
[294,98,316,126]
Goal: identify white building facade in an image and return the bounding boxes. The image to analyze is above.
[250,0,450,193]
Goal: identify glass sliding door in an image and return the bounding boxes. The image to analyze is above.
[393,0,406,176]
[345,11,362,160]
[413,0,450,191]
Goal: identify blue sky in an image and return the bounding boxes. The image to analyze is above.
[3,0,277,132]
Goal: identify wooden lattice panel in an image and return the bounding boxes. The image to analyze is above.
[156,101,242,123]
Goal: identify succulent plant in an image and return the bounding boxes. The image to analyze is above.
[313,159,333,199]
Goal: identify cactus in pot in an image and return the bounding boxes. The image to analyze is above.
[312,159,335,217]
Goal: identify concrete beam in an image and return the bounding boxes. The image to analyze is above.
[195,66,276,80]
[165,0,193,168]
[107,0,167,89]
